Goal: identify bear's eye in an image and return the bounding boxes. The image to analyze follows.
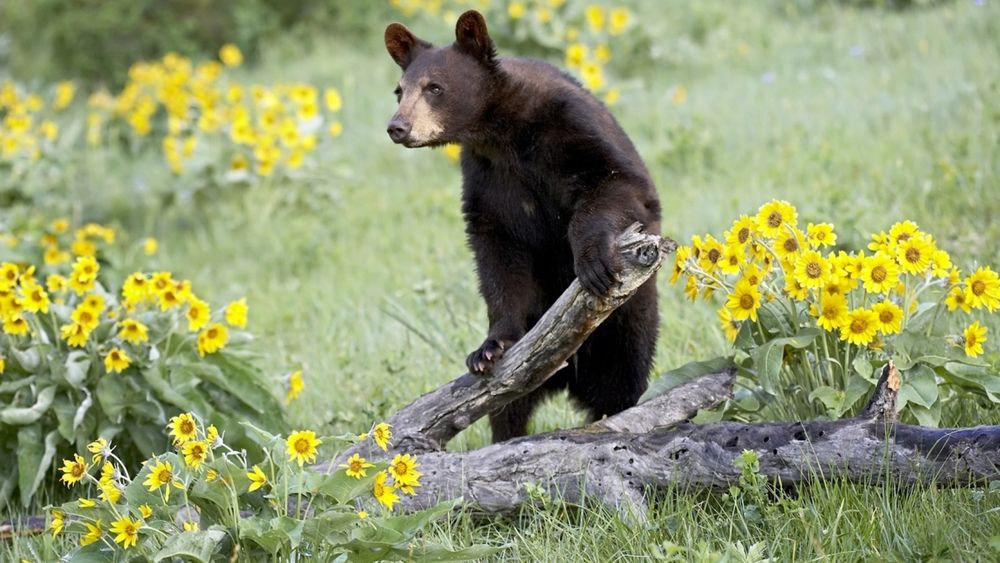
[427,83,444,96]
[393,86,402,102]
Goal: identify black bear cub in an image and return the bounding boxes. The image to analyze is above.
[385,10,661,443]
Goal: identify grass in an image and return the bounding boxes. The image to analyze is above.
[3,0,1000,560]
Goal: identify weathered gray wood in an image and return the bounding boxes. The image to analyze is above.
[393,363,1000,517]
[343,224,676,457]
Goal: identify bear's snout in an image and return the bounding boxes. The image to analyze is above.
[387,118,411,144]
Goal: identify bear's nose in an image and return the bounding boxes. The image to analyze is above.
[387,118,411,143]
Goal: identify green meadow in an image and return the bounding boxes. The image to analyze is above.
[3,0,999,560]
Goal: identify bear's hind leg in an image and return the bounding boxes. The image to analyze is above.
[489,388,550,443]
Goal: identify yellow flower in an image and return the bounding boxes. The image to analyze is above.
[50,510,64,537]
[785,276,809,301]
[158,286,184,310]
[225,298,248,328]
[341,453,375,479]
[860,253,900,295]
[61,322,90,347]
[46,274,68,294]
[119,319,149,344]
[585,5,605,32]
[443,143,461,163]
[888,220,921,249]
[0,263,19,291]
[806,223,837,248]
[54,81,75,110]
[814,293,849,332]
[945,286,972,313]
[219,43,243,67]
[726,279,762,322]
[508,2,526,19]
[564,43,587,68]
[718,245,743,276]
[183,520,199,532]
[110,516,140,550]
[60,454,88,486]
[669,246,692,285]
[895,234,933,275]
[726,215,757,248]
[138,504,153,520]
[122,273,151,305]
[143,238,158,256]
[206,424,220,447]
[3,315,29,336]
[373,470,399,511]
[373,422,392,451]
[328,121,344,138]
[718,306,741,342]
[930,249,953,278]
[964,267,1000,312]
[78,498,97,508]
[324,88,342,112]
[104,348,131,374]
[389,453,422,491]
[143,460,179,501]
[186,297,210,332]
[286,430,322,466]
[963,321,987,358]
[81,519,103,546]
[99,469,122,504]
[608,7,630,35]
[182,440,210,470]
[20,282,50,313]
[169,413,199,445]
[872,301,904,335]
[0,355,4,374]
[793,250,830,290]
[206,469,218,482]
[43,246,71,266]
[197,323,229,356]
[697,235,725,273]
[840,308,878,346]
[71,304,100,331]
[755,200,798,239]
[70,256,100,295]
[285,370,304,404]
[774,228,805,266]
[357,510,369,519]
[247,465,268,492]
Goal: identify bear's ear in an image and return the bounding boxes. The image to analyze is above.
[454,10,497,69]
[385,23,431,70]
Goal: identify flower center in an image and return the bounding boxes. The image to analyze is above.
[394,462,407,475]
[739,294,755,309]
[707,248,721,263]
[207,328,218,339]
[879,310,894,323]
[806,262,822,278]
[823,305,838,318]
[72,464,84,477]
[783,238,798,253]
[295,438,310,454]
[158,470,172,484]
[350,460,362,472]
[897,233,911,243]
[180,420,194,435]
[905,247,920,263]
[850,319,867,333]
[738,228,750,244]
[871,266,887,283]
[971,280,985,296]
[767,212,782,228]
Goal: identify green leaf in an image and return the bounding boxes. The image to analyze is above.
[9,346,41,372]
[843,374,875,416]
[898,364,939,410]
[403,544,504,562]
[238,515,301,554]
[808,386,843,415]
[152,528,227,563]
[141,364,197,412]
[906,402,942,427]
[63,350,91,388]
[640,356,735,403]
[749,329,821,394]
[202,352,282,416]
[1,385,57,425]
[939,362,1000,403]
[95,374,128,420]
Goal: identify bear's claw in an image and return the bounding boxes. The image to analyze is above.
[466,337,511,375]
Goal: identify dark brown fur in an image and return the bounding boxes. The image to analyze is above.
[386,11,661,442]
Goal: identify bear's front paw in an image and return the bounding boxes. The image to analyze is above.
[466,337,514,375]
[576,248,622,298]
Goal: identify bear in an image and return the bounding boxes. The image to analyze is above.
[385,10,661,443]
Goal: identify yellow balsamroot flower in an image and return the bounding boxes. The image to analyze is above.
[793,250,830,290]
[726,215,757,248]
[71,305,100,331]
[150,271,175,295]
[329,121,344,138]
[143,238,158,256]
[53,81,75,110]
[508,2,526,19]
[814,293,849,332]
[3,315,30,336]
[373,422,392,451]
[373,470,399,511]
[138,504,153,520]
[88,438,109,463]
[774,228,805,266]
[197,323,229,356]
[81,519,103,546]
[896,234,933,275]
[718,245,743,276]
[443,143,461,163]
[964,267,1000,312]
[324,88,344,112]
[99,473,122,504]
[565,43,587,69]
[603,88,620,106]
[726,279,762,322]
[609,7,630,35]
[806,223,837,249]
[718,306,741,342]
[119,319,149,344]
[225,298,248,328]
[341,453,375,479]
[81,294,104,314]
[963,321,987,358]
[219,43,243,67]
[784,276,809,301]
[78,498,97,508]
[357,510,369,519]
[47,274,69,294]
[888,220,921,249]
[205,469,218,482]
[840,308,878,346]
[182,440,209,470]
[122,272,151,305]
[860,253,900,295]
[20,282,49,313]
[185,297,210,332]
[0,263,19,291]
[247,465,268,492]
[143,460,181,501]
[70,256,99,294]
[104,348,131,374]
[755,200,798,239]
[60,322,90,347]
[683,276,699,302]
[945,285,972,313]
[389,454,422,492]
[60,454,88,486]
[110,516,140,550]
[287,430,322,466]
[585,5,605,32]
[158,285,185,310]
[929,249,953,278]
[669,246,692,285]
[285,370,304,404]
[183,521,199,532]
[872,301,904,335]
[0,355,5,374]
[50,510,64,537]
[43,246,71,266]
[168,413,198,444]
[697,235,725,273]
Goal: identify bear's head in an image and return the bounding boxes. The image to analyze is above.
[384,10,499,148]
